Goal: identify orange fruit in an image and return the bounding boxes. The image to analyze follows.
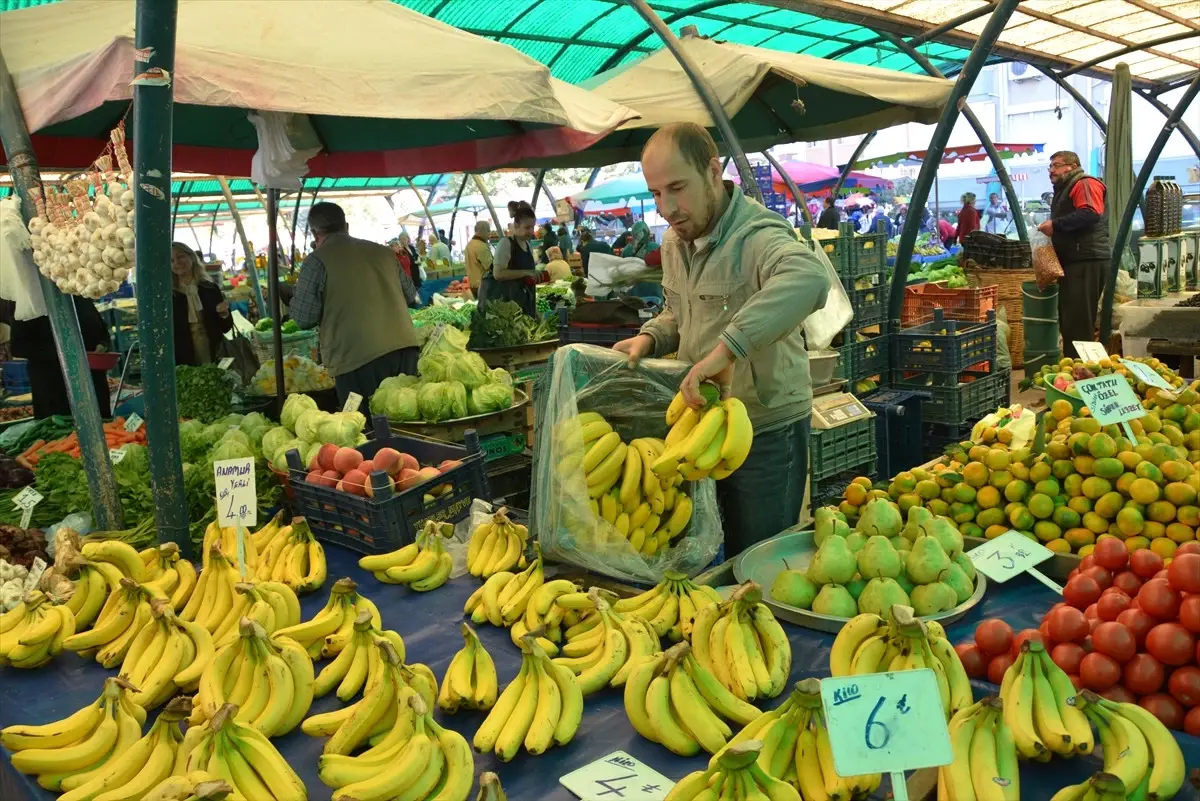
[1165,522,1195,543]
[1146,500,1177,523]
[1064,528,1096,549]
[1150,538,1177,559]
[1128,478,1161,505]
[1045,538,1072,554]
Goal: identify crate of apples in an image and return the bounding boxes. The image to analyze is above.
[303,443,462,501]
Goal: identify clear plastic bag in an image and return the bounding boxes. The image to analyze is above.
[532,344,722,584]
[1031,229,1064,290]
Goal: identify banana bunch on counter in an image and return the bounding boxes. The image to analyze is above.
[254,516,326,593]
[176,703,307,801]
[998,639,1094,761]
[138,543,199,612]
[653,388,754,482]
[362,520,454,592]
[271,577,383,660]
[63,559,122,630]
[551,588,662,695]
[313,610,407,702]
[81,539,148,583]
[689,581,790,702]
[143,772,238,801]
[63,577,157,667]
[0,590,74,669]
[939,697,1020,801]
[438,623,499,713]
[615,570,721,641]
[663,740,801,801]
[465,507,529,578]
[212,580,302,650]
[201,518,261,574]
[117,597,214,708]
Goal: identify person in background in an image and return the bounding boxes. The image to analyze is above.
[11,296,112,418]
[816,196,840,230]
[539,224,559,265]
[892,204,908,232]
[957,193,981,241]
[170,242,231,366]
[577,228,612,277]
[482,202,549,317]
[1040,150,1110,358]
[557,224,574,257]
[613,122,831,558]
[392,234,420,289]
[291,203,419,405]
[427,235,451,267]
[544,246,572,282]
[625,221,663,302]
[858,201,891,236]
[984,192,1009,234]
[612,228,634,255]
[464,220,493,295]
[937,215,957,248]
[416,237,427,260]
[437,228,450,247]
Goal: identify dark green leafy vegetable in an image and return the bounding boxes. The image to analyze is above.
[468,302,557,349]
[176,365,234,423]
[410,305,473,330]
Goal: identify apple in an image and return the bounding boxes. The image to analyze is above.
[358,459,376,475]
[397,468,424,491]
[340,469,369,496]
[316,443,340,472]
[333,447,363,474]
[305,469,323,485]
[438,459,463,473]
[317,470,340,488]
[416,467,441,483]
[398,452,419,473]
[372,448,403,476]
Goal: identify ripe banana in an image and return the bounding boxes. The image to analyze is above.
[552,589,655,696]
[439,623,499,712]
[0,590,74,669]
[691,581,790,703]
[466,507,528,578]
[374,519,454,591]
[655,389,753,483]
[180,703,306,801]
[272,577,379,660]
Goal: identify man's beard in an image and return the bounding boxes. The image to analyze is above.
[675,182,718,243]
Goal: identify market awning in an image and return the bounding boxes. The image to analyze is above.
[569,174,654,206]
[730,160,894,195]
[0,0,639,177]
[848,143,1047,170]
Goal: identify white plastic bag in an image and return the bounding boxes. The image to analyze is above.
[248,110,322,189]
[800,243,851,351]
[0,197,47,321]
[584,252,659,297]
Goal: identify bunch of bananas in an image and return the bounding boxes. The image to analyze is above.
[438,623,498,712]
[615,571,721,641]
[625,642,761,757]
[1058,692,1185,800]
[690,581,790,702]
[179,545,248,636]
[118,598,214,708]
[0,589,74,668]
[313,610,407,701]
[466,545,544,628]
[63,578,156,668]
[138,544,199,611]
[318,691,474,801]
[63,559,121,630]
[550,589,662,694]
[212,580,302,650]
[191,618,313,738]
[665,740,800,801]
[143,772,237,801]
[1050,773,1128,801]
[509,576,580,655]
[474,635,583,760]
[272,577,383,659]
[0,676,145,793]
[255,516,326,593]
[476,773,508,801]
[362,520,454,591]
[466,507,529,578]
[939,697,1020,801]
[176,703,307,801]
[202,519,260,574]
[653,390,754,482]
[830,605,972,718]
[999,640,1094,759]
[81,540,148,583]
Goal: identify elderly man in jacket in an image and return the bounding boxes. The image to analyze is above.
[614,123,831,557]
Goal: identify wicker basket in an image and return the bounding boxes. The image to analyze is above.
[966,268,1035,368]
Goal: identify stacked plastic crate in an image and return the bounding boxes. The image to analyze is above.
[752,163,790,220]
[808,413,878,510]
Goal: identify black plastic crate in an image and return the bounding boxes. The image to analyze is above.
[923,422,978,460]
[892,309,997,373]
[556,307,643,347]
[862,389,930,479]
[285,415,489,555]
[888,367,1009,426]
[844,275,887,325]
[810,417,877,482]
[811,464,877,511]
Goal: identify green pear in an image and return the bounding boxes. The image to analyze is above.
[919,516,964,557]
[846,575,869,601]
[769,570,819,609]
[895,571,916,595]
[858,577,911,618]
[813,506,841,546]
[858,497,904,538]
[857,535,902,579]
[953,551,978,582]
[941,564,974,604]
[844,531,868,554]
[889,536,909,552]
[806,535,857,586]
[902,505,933,544]
[909,582,948,616]
[905,534,951,585]
[812,584,858,617]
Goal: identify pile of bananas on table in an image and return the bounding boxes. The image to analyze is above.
[688,581,791,703]
[465,545,566,653]
[464,507,529,578]
[272,577,382,659]
[0,589,75,668]
[614,570,722,641]
[359,520,455,591]
[245,516,327,593]
[652,385,754,482]
[662,739,804,801]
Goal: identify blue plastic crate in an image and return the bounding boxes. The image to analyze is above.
[2,360,29,390]
[892,309,997,373]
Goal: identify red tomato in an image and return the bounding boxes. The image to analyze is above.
[1144,622,1196,667]
[1099,684,1136,704]
[1046,607,1091,645]
[1096,591,1132,622]
[955,643,988,679]
[1067,568,1079,582]
[1186,705,1200,736]
[1079,554,1096,572]
[1079,652,1121,690]
[1050,642,1087,675]
[1092,537,1130,571]
[1138,579,1182,620]
[1039,620,1056,650]
[1091,621,1137,663]
[1117,607,1157,648]
[1112,570,1144,597]
[1069,674,1085,691]
[1138,693,1184,730]
[987,653,1015,685]
[1175,542,1200,557]
[1084,603,1100,621]
[1181,595,1200,634]
[1167,665,1200,707]
[1167,553,1200,594]
[1010,629,1044,658]
[1083,565,1113,590]
[974,619,1014,658]
[1129,549,1165,579]
[1064,575,1102,609]
[1121,652,1165,695]
[1154,569,1171,582]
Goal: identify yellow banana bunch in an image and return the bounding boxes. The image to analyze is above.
[117,597,214,708]
[255,516,325,593]
[689,581,791,703]
[211,580,302,650]
[142,771,233,801]
[80,540,146,583]
[1048,772,1129,801]
[475,772,509,801]
[316,690,475,801]
[177,545,245,637]
[615,570,721,641]
[0,589,74,668]
[466,507,528,578]
[497,576,580,656]
[474,635,583,760]
[201,518,261,575]
[463,544,545,632]
[554,411,614,477]
[62,577,156,668]
[312,609,408,702]
[271,576,382,660]
[663,739,803,801]
[604,437,694,557]
[998,640,1095,762]
[551,588,662,696]
[176,703,307,801]
[367,520,454,591]
[706,678,879,798]
[938,697,1021,801]
[438,623,498,712]
[1,676,146,792]
[63,559,121,630]
[135,544,199,612]
[654,390,754,482]
[625,642,762,757]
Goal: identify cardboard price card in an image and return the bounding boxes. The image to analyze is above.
[1121,361,1173,391]
[213,458,257,529]
[1073,375,1145,426]
[124,412,144,432]
[1072,341,1109,362]
[560,752,673,801]
[969,531,1055,584]
[343,392,363,414]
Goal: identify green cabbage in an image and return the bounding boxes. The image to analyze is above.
[447,381,467,419]
[417,352,453,382]
[372,387,420,422]
[445,352,490,390]
[422,323,469,357]
[213,437,255,462]
[488,368,514,388]
[468,382,515,415]
[317,413,361,447]
[217,413,245,428]
[220,429,251,449]
[378,375,420,392]
[118,443,149,474]
[239,412,269,433]
[417,382,453,422]
[281,393,317,432]
[202,422,231,446]
[295,409,329,443]
[270,438,303,470]
[261,427,292,461]
[179,420,207,462]
[343,410,366,432]
[300,440,323,469]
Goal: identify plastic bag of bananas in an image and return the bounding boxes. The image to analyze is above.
[533,343,723,585]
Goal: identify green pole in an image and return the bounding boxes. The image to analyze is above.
[888,0,1023,325]
[0,55,124,531]
[132,0,189,552]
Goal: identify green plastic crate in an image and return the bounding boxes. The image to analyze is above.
[810,416,877,482]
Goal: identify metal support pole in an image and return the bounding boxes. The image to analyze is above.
[0,54,124,531]
[405,177,439,243]
[1135,88,1200,163]
[833,132,876,200]
[760,150,812,225]
[1101,73,1200,344]
[132,0,185,547]
[881,31,1027,241]
[531,169,547,208]
[186,220,203,253]
[625,0,762,203]
[217,177,266,316]
[889,0,1022,325]
[208,209,217,256]
[472,174,505,234]
[252,185,291,270]
[290,185,304,266]
[266,189,285,417]
[447,174,470,243]
[584,168,602,189]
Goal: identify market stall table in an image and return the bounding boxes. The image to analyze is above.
[2,542,1198,801]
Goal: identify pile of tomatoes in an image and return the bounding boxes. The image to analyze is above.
[956,542,1200,733]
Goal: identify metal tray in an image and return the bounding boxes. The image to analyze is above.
[733,528,988,633]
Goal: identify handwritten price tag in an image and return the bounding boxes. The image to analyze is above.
[821,670,952,787]
[13,487,43,529]
[1074,374,1144,428]
[1073,341,1109,362]
[1121,361,1172,391]
[560,751,673,801]
[343,392,363,414]
[217,357,234,370]
[968,530,1061,592]
[213,458,256,529]
[124,412,144,433]
[109,447,126,464]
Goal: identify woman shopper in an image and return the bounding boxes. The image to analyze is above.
[171,241,231,366]
[480,202,548,317]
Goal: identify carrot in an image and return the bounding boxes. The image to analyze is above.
[19,439,45,461]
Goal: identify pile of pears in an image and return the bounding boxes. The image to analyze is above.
[770,498,979,619]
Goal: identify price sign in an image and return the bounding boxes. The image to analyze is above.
[22,556,46,593]
[214,458,256,529]
[1073,341,1109,362]
[968,530,1061,592]
[343,392,363,414]
[1122,361,1172,391]
[1074,375,1144,437]
[217,357,234,370]
[13,486,43,529]
[109,447,126,464]
[821,669,952,798]
[124,413,144,433]
[560,751,673,801]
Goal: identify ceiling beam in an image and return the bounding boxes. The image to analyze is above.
[1011,4,1199,72]
[1124,0,1200,32]
[1059,31,1200,78]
